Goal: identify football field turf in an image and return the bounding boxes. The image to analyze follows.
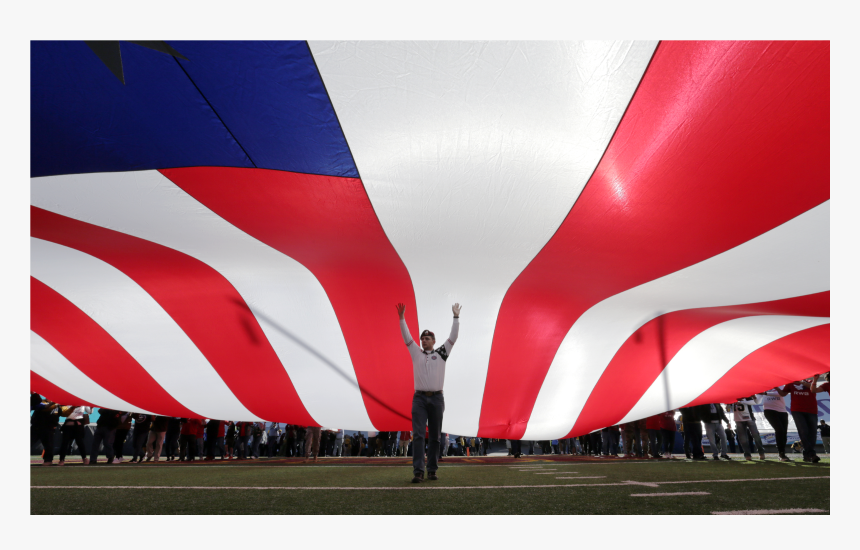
[30,454,830,515]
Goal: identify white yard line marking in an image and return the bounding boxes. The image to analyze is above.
[630,491,713,500]
[28,485,637,491]
[622,480,660,488]
[711,508,827,515]
[31,475,829,491]
[531,472,560,474]
[657,476,830,485]
[555,476,605,479]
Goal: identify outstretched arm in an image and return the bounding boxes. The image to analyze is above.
[444,303,461,352]
[397,302,415,346]
[810,374,828,393]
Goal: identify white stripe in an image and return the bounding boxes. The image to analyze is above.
[711,509,827,515]
[630,491,711,497]
[30,332,153,414]
[620,315,829,423]
[311,41,659,435]
[523,202,830,439]
[30,238,259,421]
[31,171,374,430]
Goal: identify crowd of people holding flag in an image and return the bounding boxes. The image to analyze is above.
[31,375,829,466]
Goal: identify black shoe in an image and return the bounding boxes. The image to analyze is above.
[427,472,438,481]
[514,453,521,458]
[692,456,706,460]
[721,455,732,460]
[411,473,424,483]
[812,455,821,463]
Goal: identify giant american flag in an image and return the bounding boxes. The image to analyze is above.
[30,41,829,439]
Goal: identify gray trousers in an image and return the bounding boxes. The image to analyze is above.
[412,392,444,476]
[703,422,728,457]
[735,420,764,456]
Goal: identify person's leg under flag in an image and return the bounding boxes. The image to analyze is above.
[411,393,428,482]
[426,393,444,480]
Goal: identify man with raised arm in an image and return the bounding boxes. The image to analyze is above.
[396,302,460,483]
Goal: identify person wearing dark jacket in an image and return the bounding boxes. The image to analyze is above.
[165,417,182,460]
[90,408,126,464]
[679,406,705,460]
[59,406,91,465]
[31,394,60,465]
[205,419,222,460]
[112,412,133,463]
[725,425,737,453]
[695,403,732,460]
[131,414,153,463]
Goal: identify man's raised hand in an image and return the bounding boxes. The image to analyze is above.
[452,303,461,317]
[396,303,406,319]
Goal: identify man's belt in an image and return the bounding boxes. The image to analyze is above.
[416,390,443,396]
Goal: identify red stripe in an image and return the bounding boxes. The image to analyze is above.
[160,167,419,429]
[567,292,829,437]
[31,276,200,418]
[687,323,830,407]
[479,41,830,439]
[31,371,96,408]
[31,206,314,425]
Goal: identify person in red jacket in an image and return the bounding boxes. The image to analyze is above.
[778,379,821,463]
[179,418,201,461]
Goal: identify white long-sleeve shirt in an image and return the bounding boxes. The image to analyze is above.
[400,317,459,391]
[65,406,92,420]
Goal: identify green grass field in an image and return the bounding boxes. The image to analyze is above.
[30,454,830,515]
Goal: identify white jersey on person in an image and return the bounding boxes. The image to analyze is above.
[400,317,459,391]
[65,406,92,420]
[728,397,761,423]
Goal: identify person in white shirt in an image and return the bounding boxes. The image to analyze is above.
[58,406,92,465]
[334,429,344,457]
[396,302,460,483]
[727,396,766,461]
[758,388,791,461]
